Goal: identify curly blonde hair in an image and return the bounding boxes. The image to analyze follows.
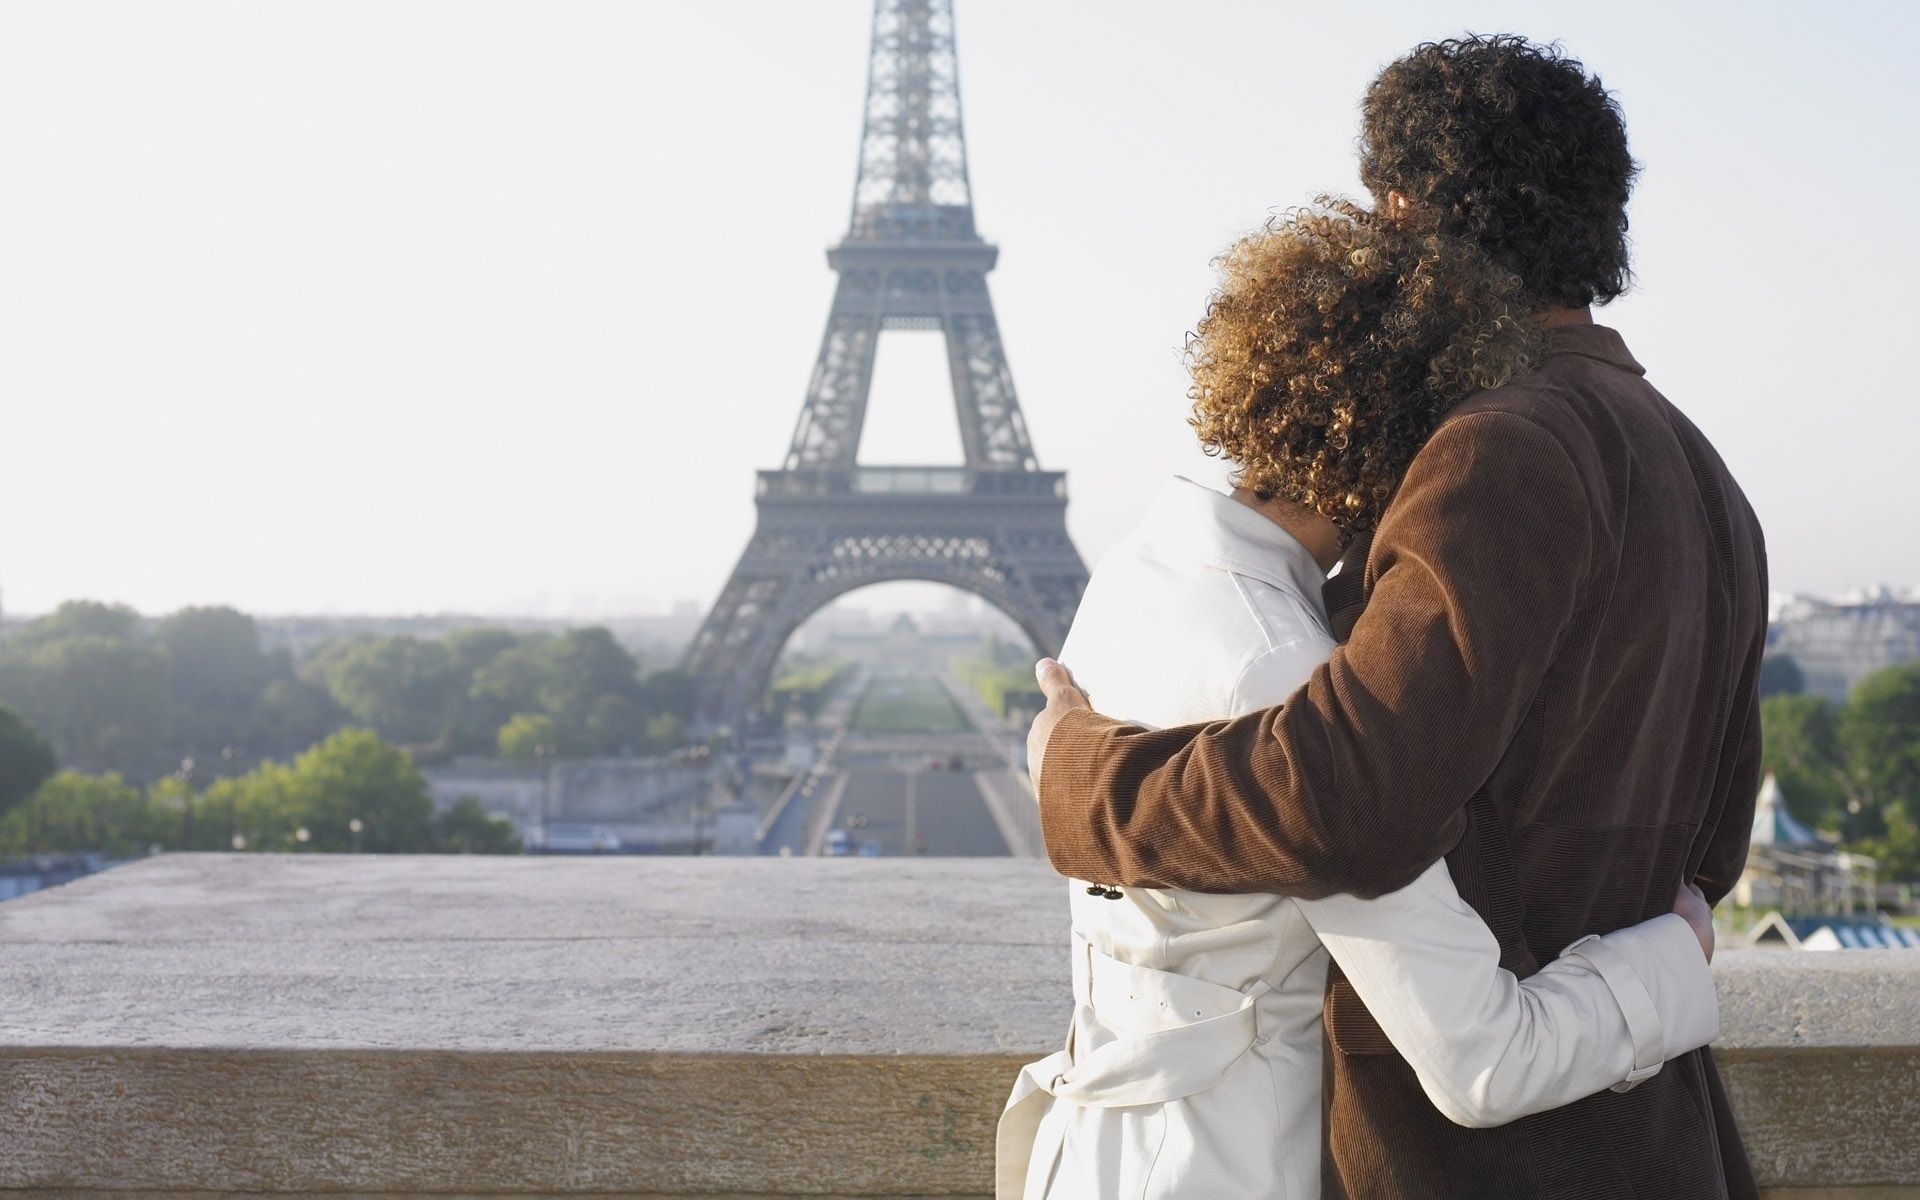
[1187,198,1546,537]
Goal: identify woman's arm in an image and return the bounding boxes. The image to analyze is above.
[1296,861,1718,1128]
[1205,638,1720,1129]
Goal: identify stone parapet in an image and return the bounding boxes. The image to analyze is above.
[1,854,1915,1197]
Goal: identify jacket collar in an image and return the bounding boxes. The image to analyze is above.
[1136,477,1331,619]
[1549,324,1645,376]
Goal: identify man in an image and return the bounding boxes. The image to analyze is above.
[1025,35,1767,1200]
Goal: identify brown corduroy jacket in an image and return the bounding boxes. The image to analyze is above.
[1038,325,1768,1199]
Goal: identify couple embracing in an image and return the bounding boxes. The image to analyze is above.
[1000,34,1766,1200]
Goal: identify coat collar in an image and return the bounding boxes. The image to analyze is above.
[1548,324,1645,376]
[1136,477,1331,619]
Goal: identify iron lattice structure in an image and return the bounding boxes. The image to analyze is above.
[684,0,1089,729]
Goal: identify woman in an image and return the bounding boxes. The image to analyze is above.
[996,202,1721,1200]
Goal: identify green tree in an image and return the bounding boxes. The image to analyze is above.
[0,634,172,774]
[535,628,646,753]
[497,712,559,760]
[309,637,461,747]
[466,638,552,742]
[201,760,310,852]
[640,668,697,721]
[249,676,349,757]
[1838,664,1920,876]
[645,712,687,754]
[1759,654,1804,698]
[1760,693,1849,832]
[10,600,141,647]
[434,796,523,854]
[157,607,273,752]
[445,627,523,680]
[446,628,533,753]
[0,704,57,818]
[284,728,437,852]
[0,770,166,858]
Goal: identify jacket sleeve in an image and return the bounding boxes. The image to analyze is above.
[1299,861,1720,1129]
[1037,408,1593,897]
[1695,511,1770,905]
[1695,681,1762,905]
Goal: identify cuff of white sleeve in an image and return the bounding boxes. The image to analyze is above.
[1590,911,1722,1062]
[1558,932,1661,1090]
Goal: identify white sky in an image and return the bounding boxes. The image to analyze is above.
[3,0,1916,619]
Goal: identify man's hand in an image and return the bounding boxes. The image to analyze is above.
[1672,881,1715,963]
[1026,658,1091,795]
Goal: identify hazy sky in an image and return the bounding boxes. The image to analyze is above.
[4,0,1916,619]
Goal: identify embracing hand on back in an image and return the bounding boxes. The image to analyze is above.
[1027,658,1091,796]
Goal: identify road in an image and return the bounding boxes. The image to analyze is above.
[835,764,1009,857]
[754,670,1029,858]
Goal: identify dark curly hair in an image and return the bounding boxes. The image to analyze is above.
[1187,199,1547,536]
[1359,34,1638,309]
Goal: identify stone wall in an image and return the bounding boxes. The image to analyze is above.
[2,854,1916,1198]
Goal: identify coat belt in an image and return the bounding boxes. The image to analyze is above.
[996,933,1271,1198]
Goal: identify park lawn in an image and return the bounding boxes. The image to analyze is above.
[850,677,972,735]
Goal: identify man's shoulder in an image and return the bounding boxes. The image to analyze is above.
[1443,373,1589,446]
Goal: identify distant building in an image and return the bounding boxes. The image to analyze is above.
[422,756,710,853]
[1735,773,1879,914]
[1749,911,1920,951]
[1750,773,1821,849]
[1769,587,1920,703]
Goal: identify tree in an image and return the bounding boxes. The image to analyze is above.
[309,637,461,747]
[535,629,647,752]
[285,728,436,852]
[10,600,141,647]
[645,712,687,754]
[497,712,559,760]
[248,676,349,758]
[434,796,522,854]
[1837,664,1920,876]
[641,669,697,720]
[1759,654,1804,698]
[1760,694,1849,832]
[445,628,523,680]
[0,634,172,775]
[157,607,273,751]
[0,705,57,818]
[447,628,534,753]
[0,770,165,858]
[201,760,309,852]
[466,638,552,741]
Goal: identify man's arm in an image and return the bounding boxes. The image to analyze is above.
[1695,524,1769,905]
[1034,408,1593,897]
[1299,862,1719,1128]
[1696,677,1762,905]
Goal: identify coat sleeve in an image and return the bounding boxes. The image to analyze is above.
[1695,508,1770,905]
[1037,408,1594,898]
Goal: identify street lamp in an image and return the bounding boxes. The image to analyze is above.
[348,817,364,854]
[221,746,238,848]
[533,742,556,850]
[176,757,196,849]
[294,826,310,850]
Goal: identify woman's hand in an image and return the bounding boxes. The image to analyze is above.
[1672,881,1715,963]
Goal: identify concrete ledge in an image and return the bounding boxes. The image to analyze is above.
[2,854,1917,1197]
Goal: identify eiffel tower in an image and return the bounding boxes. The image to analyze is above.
[684,0,1089,730]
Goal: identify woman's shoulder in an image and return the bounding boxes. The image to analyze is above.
[1062,540,1325,727]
